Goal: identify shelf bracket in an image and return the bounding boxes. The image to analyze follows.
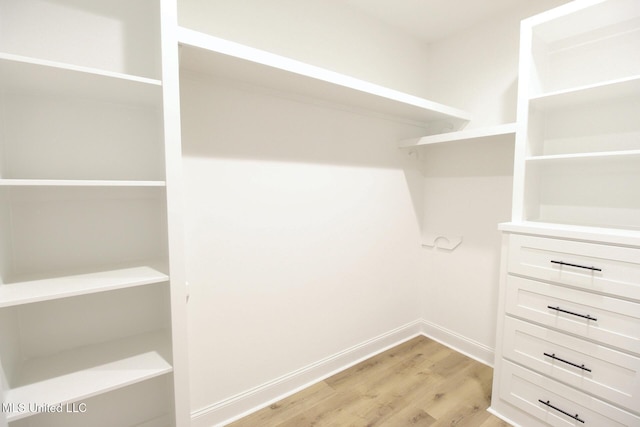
[422,234,462,251]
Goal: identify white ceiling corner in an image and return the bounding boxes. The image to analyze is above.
[344,0,532,43]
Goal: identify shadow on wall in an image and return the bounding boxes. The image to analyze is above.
[179,73,517,240]
[1,0,160,78]
[400,134,515,246]
[179,75,431,169]
[180,72,435,407]
[418,137,515,178]
[180,73,434,231]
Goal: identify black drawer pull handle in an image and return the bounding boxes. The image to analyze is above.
[551,260,601,272]
[538,399,585,423]
[544,352,592,372]
[547,305,598,321]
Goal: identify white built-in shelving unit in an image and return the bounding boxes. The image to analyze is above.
[0,0,188,426]
[177,27,472,131]
[512,0,640,235]
[491,1,640,426]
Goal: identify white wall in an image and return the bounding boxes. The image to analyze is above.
[181,76,428,422]
[424,0,571,128]
[418,140,514,355]
[178,2,438,423]
[177,0,571,423]
[417,0,569,354]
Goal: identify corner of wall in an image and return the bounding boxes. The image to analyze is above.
[418,319,495,367]
[190,320,424,427]
[423,0,572,128]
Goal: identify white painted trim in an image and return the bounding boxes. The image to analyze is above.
[191,320,423,427]
[487,406,524,427]
[190,318,495,426]
[419,319,495,367]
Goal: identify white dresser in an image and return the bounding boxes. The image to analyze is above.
[490,0,640,426]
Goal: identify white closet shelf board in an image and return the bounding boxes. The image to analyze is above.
[530,0,640,44]
[177,27,471,129]
[499,221,640,247]
[0,266,168,308]
[530,75,640,110]
[0,179,166,187]
[526,149,640,164]
[4,331,172,423]
[397,123,516,148]
[0,53,162,107]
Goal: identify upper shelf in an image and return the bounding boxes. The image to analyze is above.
[397,123,516,148]
[530,75,640,110]
[177,27,471,129]
[530,0,640,45]
[0,53,162,107]
[0,179,166,187]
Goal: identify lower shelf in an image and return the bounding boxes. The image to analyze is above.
[6,376,173,427]
[4,330,172,423]
[498,221,640,247]
[0,180,166,187]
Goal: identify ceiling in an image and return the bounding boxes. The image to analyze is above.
[344,0,532,43]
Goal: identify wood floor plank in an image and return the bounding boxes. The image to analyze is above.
[276,389,366,427]
[383,404,437,426]
[417,364,493,420]
[229,381,336,426]
[226,336,510,426]
[478,415,511,427]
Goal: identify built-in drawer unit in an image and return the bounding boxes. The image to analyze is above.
[505,275,640,354]
[507,234,640,301]
[503,316,640,412]
[500,361,640,427]
[492,1,640,425]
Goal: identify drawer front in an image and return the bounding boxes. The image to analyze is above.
[508,234,640,300]
[503,316,640,412]
[500,360,640,427]
[505,275,640,354]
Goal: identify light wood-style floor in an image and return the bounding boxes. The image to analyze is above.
[227,336,511,426]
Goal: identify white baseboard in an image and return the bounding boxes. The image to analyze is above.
[487,406,524,427]
[191,318,495,427]
[418,319,495,367]
[191,319,424,427]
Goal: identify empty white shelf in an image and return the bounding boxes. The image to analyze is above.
[499,221,640,247]
[0,53,162,107]
[0,266,169,308]
[531,0,639,44]
[525,149,640,164]
[398,123,516,148]
[530,75,640,110]
[0,179,166,187]
[4,330,172,422]
[177,27,471,129]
